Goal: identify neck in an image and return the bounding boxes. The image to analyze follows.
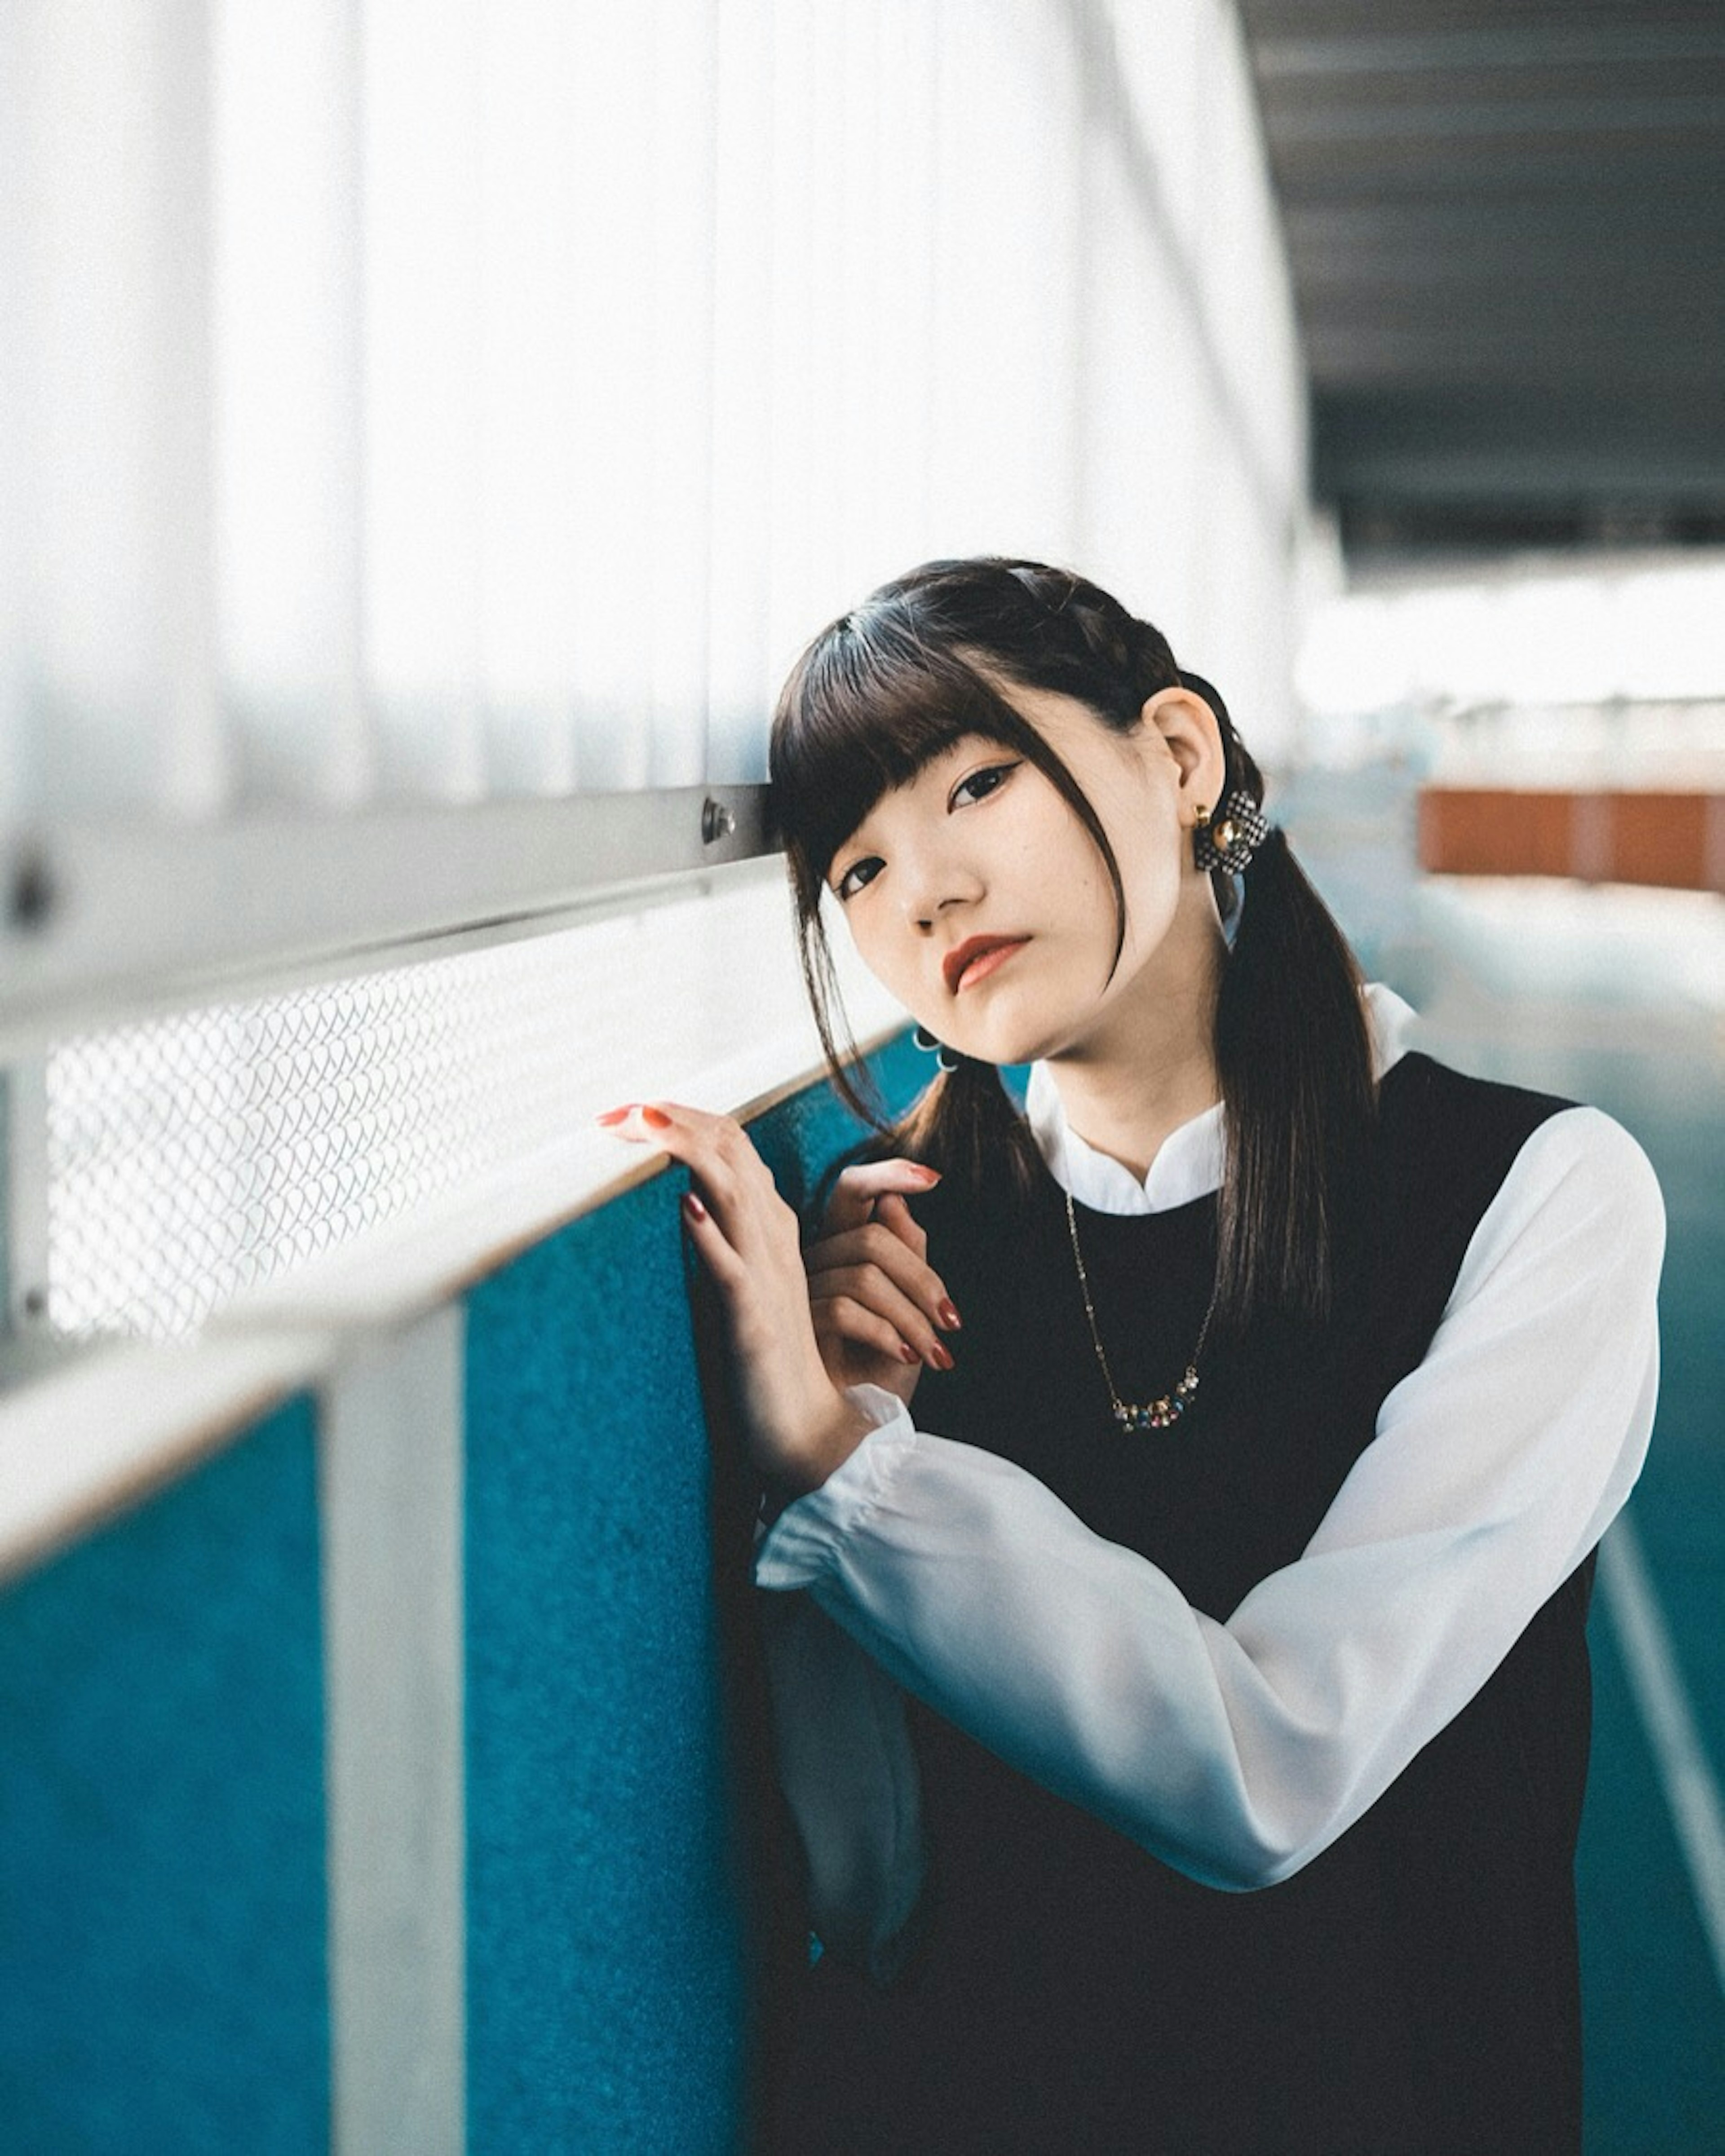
[1044,889,1225,1182]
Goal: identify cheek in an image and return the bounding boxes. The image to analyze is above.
[1115,842,1185,959]
[842,908,920,1004]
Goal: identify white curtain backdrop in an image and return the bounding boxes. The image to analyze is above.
[0,0,1308,831]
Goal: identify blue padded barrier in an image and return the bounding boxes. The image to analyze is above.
[462,1029,927,2153]
[0,1032,933,2155]
[0,1396,328,2154]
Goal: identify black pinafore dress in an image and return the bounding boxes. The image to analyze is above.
[761,1056,1592,2155]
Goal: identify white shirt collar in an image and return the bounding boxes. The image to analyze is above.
[1025,982,1418,1216]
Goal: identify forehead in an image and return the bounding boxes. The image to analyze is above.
[775,645,1008,871]
[840,733,997,832]
[774,614,1133,884]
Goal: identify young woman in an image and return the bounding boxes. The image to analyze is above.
[602,558,1663,2153]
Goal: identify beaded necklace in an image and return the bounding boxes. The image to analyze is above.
[1063,1189,1218,1432]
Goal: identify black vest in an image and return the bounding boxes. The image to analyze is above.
[764,1054,1593,2156]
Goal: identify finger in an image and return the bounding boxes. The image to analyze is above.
[597,1101,768,1215]
[812,1293,929,1372]
[597,1100,756,1164]
[820,1158,941,1237]
[677,1187,747,1293]
[810,1269,955,1370]
[871,1191,929,1259]
[805,1221,958,1330]
[804,1219,931,1280]
[876,1195,959,1328]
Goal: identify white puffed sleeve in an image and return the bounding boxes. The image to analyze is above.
[758,1557,927,1981]
[757,1106,1663,1900]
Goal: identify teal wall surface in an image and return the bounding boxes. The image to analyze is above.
[0,1036,928,2154]
[464,1170,747,2150]
[0,1396,328,2153]
[461,1030,925,2153]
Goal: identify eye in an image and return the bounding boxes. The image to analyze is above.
[950,759,1021,810]
[832,855,883,903]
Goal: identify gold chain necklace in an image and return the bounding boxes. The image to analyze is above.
[1064,1190,1218,1432]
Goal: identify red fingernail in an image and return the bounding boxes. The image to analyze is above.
[682,1191,707,1223]
[596,1105,635,1126]
[927,1341,955,1372]
[938,1299,962,1330]
[898,1341,920,1365]
[911,1165,942,1184]
[641,1105,672,1130]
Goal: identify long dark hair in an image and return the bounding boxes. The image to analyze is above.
[769,557,1376,1333]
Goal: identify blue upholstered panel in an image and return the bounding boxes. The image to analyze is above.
[0,1396,328,2153]
[462,1032,926,2153]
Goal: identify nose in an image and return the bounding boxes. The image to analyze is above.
[901,843,980,932]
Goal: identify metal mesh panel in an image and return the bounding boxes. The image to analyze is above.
[43,880,817,1339]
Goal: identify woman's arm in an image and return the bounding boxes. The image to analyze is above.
[598,1100,960,1467]
[598,1100,947,1970]
[598,1101,877,1490]
[756,1104,1664,1890]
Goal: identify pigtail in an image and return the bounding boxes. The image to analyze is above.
[1212,825,1376,1334]
[895,1055,1042,1194]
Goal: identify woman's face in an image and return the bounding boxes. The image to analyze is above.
[824,680,1224,1070]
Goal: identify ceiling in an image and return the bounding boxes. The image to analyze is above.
[1236,1,1725,559]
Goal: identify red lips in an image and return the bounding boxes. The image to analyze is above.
[942,935,1029,994]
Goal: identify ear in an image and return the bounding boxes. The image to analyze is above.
[1137,685,1227,825]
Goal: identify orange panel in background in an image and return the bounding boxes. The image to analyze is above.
[1417,787,1725,892]
[1417,789,1575,878]
[1609,792,1708,890]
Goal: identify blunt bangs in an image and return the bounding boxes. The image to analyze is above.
[770,607,1039,886]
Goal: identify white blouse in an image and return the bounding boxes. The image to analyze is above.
[754,989,1665,1974]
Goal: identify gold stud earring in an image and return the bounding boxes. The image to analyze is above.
[1193,790,1268,873]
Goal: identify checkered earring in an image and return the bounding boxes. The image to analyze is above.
[1193,791,1268,874]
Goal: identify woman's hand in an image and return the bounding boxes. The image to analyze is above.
[599,1100,875,1494]
[804,1160,961,1406]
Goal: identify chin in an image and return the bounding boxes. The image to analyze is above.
[963,1019,1068,1071]
[978,987,1104,1069]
